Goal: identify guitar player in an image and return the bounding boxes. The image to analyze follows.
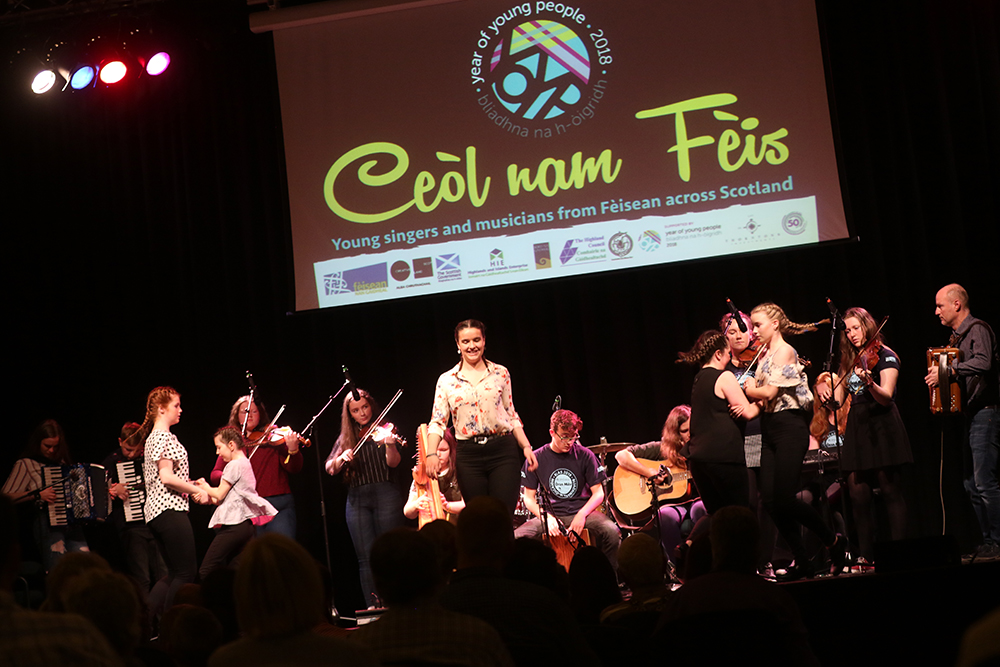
[616,405,707,562]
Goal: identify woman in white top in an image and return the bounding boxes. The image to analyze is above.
[136,386,207,613]
[1,419,89,571]
[425,319,537,515]
[197,426,277,579]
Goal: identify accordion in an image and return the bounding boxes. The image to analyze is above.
[927,347,962,414]
[42,463,108,526]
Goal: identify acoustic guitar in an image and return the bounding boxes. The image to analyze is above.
[612,458,694,520]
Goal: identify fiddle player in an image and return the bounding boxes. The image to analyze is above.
[211,396,302,540]
[514,410,620,569]
[325,389,403,609]
[924,284,1000,562]
[817,308,911,566]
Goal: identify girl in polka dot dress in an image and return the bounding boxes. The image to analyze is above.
[135,386,208,614]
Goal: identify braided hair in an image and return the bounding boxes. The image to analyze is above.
[677,330,729,366]
[130,386,179,448]
[751,303,818,336]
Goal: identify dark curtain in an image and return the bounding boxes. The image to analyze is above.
[2,0,997,609]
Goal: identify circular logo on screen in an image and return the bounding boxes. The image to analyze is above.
[391,261,411,281]
[781,212,807,235]
[609,231,632,257]
[639,230,661,252]
[471,6,612,138]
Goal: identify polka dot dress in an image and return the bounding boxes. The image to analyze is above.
[143,430,190,521]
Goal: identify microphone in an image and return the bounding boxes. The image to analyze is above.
[826,298,845,329]
[246,370,256,392]
[727,298,747,332]
[343,366,361,402]
[551,395,562,412]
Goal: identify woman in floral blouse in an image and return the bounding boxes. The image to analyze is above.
[742,303,845,580]
[424,319,537,515]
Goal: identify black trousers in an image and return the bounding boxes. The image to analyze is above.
[760,410,834,563]
[456,434,523,515]
[199,519,255,580]
[689,459,750,514]
[147,509,197,615]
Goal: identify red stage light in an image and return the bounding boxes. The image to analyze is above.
[99,60,127,84]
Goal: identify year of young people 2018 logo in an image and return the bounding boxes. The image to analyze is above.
[470,3,612,139]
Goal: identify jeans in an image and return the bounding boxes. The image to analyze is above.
[346,481,403,607]
[33,515,88,573]
[259,493,296,540]
[964,407,1000,544]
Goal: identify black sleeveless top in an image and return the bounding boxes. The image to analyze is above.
[687,367,745,463]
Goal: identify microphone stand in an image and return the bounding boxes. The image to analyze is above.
[302,379,350,615]
[822,299,851,572]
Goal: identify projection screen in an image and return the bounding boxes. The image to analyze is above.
[259,0,850,311]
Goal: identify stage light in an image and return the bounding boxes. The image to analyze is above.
[69,65,96,89]
[144,52,170,76]
[99,59,127,84]
[31,70,57,94]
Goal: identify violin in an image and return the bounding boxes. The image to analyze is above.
[246,425,311,449]
[735,338,764,366]
[363,422,406,448]
[832,316,889,394]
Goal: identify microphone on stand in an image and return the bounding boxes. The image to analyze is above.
[826,298,845,329]
[726,298,747,332]
[343,367,361,402]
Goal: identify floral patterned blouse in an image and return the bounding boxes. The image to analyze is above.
[754,347,813,413]
[429,360,523,439]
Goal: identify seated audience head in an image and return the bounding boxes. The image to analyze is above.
[159,603,224,667]
[42,551,112,612]
[617,533,666,590]
[568,545,621,624]
[456,496,514,569]
[234,533,324,639]
[62,570,142,658]
[505,537,569,600]
[710,506,760,574]
[419,518,458,579]
[371,528,442,605]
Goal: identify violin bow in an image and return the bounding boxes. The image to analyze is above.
[354,389,403,454]
[248,405,285,460]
